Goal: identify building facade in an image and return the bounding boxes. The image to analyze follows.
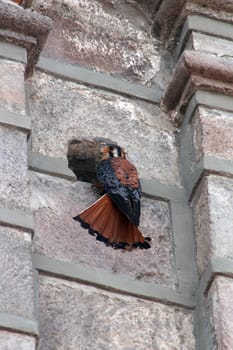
[0,0,233,348]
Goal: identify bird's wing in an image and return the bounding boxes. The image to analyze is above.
[97,158,141,226]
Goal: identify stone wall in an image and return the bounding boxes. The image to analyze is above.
[159,1,233,349]
[0,19,37,350]
[27,1,196,349]
[0,0,233,349]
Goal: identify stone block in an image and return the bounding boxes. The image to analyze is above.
[192,175,233,274]
[0,59,25,114]
[31,172,176,287]
[38,275,195,350]
[190,32,233,57]
[192,106,233,162]
[0,331,35,350]
[27,71,180,186]
[32,0,161,86]
[0,125,30,212]
[207,276,233,350]
[0,226,35,319]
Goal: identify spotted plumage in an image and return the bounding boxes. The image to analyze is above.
[73,145,151,250]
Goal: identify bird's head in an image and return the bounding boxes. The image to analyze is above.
[101,145,126,159]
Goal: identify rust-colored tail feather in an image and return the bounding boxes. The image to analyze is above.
[73,194,151,250]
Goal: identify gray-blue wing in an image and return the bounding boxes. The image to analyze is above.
[97,158,141,226]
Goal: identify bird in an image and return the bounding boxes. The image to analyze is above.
[73,144,151,250]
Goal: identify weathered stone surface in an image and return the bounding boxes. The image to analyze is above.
[0,331,35,350]
[153,0,233,47]
[181,105,233,194]
[32,0,162,86]
[192,106,233,162]
[192,177,211,275]
[207,276,233,350]
[192,175,233,274]
[0,1,53,77]
[38,275,195,350]
[0,59,25,114]
[208,176,233,260]
[191,32,233,57]
[163,50,233,116]
[0,126,30,212]
[0,226,35,319]
[31,172,176,287]
[191,108,202,164]
[27,71,180,186]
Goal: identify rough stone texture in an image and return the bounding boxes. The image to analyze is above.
[0,226,35,319]
[31,172,176,287]
[192,106,233,162]
[208,176,233,261]
[38,275,195,350]
[192,175,233,274]
[207,276,233,350]
[191,108,203,164]
[27,71,180,186]
[163,50,233,115]
[0,59,25,114]
[32,0,163,87]
[191,32,233,58]
[192,176,211,275]
[153,0,233,48]
[0,126,30,212]
[192,0,233,14]
[0,0,53,77]
[0,331,35,350]
[181,105,233,194]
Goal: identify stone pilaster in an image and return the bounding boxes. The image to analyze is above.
[0,1,52,348]
[154,1,233,348]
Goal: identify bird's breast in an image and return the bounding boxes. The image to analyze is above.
[110,158,139,189]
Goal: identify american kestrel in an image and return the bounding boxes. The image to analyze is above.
[73,144,151,250]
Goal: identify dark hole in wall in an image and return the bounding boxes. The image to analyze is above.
[67,137,117,183]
